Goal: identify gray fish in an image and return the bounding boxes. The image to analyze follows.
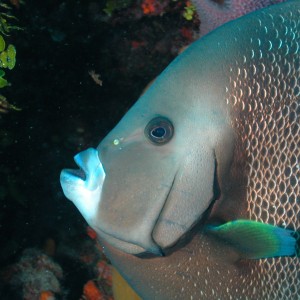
[60,1,300,299]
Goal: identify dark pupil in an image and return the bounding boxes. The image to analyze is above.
[151,127,166,138]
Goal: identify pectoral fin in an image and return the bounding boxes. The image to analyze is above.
[206,220,297,259]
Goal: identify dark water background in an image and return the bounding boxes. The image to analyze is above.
[0,0,198,298]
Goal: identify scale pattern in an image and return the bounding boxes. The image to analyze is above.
[225,5,300,299]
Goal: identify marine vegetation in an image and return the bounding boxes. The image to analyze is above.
[0,0,20,113]
[0,1,20,34]
[182,1,196,21]
[0,35,17,113]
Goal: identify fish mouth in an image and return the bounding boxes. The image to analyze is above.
[64,168,86,181]
[61,148,105,190]
[60,148,106,225]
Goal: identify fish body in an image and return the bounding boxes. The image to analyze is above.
[61,1,300,299]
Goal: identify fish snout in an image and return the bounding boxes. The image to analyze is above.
[60,148,106,225]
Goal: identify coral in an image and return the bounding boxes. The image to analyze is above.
[180,27,194,43]
[141,0,170,16]
[82,280,104,300]
[86,226,98,240]
[39,291,55,300]
[77,227,114,299]
[96,261,112,287]
[9,248,63,300]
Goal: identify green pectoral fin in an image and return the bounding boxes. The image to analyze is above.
[206,220,297,259]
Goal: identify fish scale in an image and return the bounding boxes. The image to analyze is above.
[225,6,300,299]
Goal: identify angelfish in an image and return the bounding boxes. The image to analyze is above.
[60,1,300,299]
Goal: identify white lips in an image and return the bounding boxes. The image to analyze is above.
[60,148,106,226]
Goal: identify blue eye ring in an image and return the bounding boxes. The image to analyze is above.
[145,117,174,145]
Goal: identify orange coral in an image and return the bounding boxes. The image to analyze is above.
[141,0,161,15]
[141,0,156,15]
[131,40,146,49]
[180,27,193,42]
[141,0,168,16]
[83,280,103,300]
[86,226,97,240]
[39,291,55,300]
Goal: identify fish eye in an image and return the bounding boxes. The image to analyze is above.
[145,117,174,145]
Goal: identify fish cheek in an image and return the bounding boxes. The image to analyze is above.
[152,146,217,249]
[94,142,180,253]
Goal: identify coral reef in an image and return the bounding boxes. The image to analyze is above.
[6,248,63,300]
[1,227,115,299]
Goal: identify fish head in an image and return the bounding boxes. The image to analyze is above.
[61,40,234,256]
